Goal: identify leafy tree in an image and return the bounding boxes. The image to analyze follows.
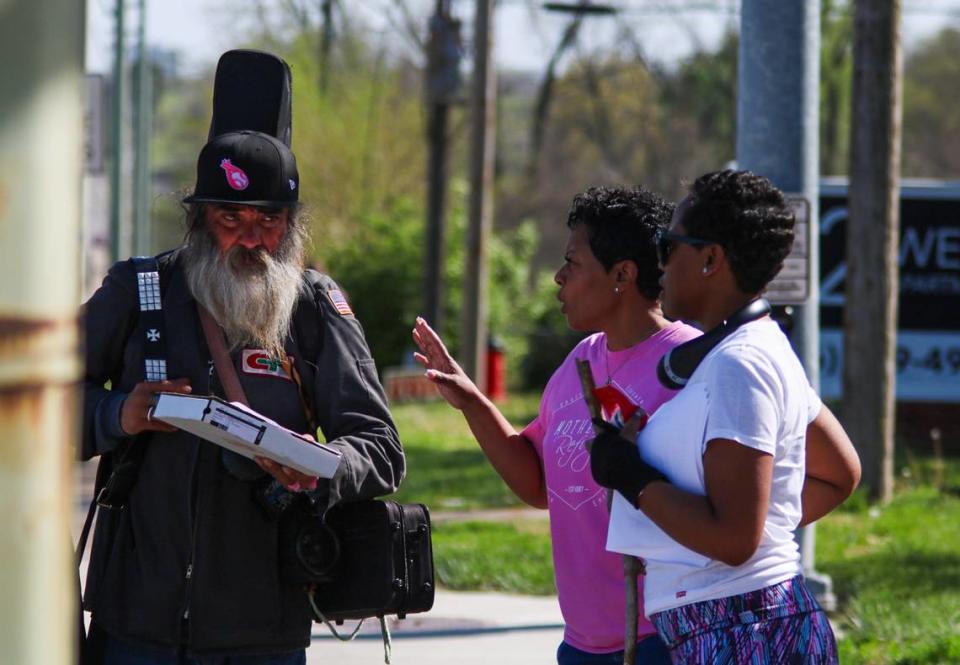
[324,181,553,384]
[497,38,738,281]
[149,72,211,251]
[658,29,739,171]
[821,0,854,176]
[902,27,960,178]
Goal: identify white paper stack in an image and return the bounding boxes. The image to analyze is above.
[152,392,342,478]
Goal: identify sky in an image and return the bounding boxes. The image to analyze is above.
[86,1,960,78]
[85,0,731,74]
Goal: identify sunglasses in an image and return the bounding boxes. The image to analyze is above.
[655,229,716,265]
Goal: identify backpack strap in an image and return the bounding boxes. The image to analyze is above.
[133,256,168,381]
[78,255,169,560]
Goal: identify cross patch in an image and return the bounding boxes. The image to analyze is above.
[241,350,293,381]
[146,329,161,342]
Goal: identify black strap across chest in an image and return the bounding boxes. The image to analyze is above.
[133,256,168,381]
[77,257,168,561]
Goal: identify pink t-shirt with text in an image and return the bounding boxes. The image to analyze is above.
[521,321,700,653]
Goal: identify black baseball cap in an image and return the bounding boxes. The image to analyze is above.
[183,130,299,208]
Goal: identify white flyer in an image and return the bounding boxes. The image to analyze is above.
[151,392,342,478]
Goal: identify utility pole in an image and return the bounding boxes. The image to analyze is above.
[319,0,334,93]
[463,0,496,389]
[110,0,127,262]
[845,1,902,502]
[738,0,834,610]
[424,0,461,334]
[0,1,85,664]
[132,0,152,256]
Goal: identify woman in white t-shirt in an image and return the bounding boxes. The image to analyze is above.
[588,170,861,663]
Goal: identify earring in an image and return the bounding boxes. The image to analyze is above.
[614,286,621,294]
[702,266,709,275]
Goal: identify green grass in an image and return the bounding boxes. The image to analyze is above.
[820,476,960,664]
[385,394,960,663]
[387,394,540,510]
[432,520,556,595]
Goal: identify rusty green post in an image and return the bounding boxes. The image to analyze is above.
[0,1,85,663]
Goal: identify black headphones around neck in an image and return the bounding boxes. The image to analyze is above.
[657,298,772,389]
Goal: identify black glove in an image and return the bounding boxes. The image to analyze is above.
[589,420,667,508]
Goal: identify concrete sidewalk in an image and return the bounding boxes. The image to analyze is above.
[306,589,564,665]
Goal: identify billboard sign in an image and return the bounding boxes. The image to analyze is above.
[818,179,960,403]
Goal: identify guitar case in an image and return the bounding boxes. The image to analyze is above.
[208,49,293,146]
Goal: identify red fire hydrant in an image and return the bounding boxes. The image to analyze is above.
[486,336,507,402]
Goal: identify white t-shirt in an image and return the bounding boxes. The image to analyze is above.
[606,318,822,615]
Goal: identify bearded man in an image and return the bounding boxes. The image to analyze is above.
[80,130,404,664]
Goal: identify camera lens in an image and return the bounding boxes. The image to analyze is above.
[295,522,340,579]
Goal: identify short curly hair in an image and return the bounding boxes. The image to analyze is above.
[680,170,795,294]
[566,185,673,300]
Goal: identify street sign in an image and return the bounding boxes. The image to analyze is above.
[766,195,810,304]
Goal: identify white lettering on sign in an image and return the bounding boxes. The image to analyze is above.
[901,227,960,270]
[819,205,960,303]
[820,329,960,402]
[901,227,937,268]
[940,228,960,269]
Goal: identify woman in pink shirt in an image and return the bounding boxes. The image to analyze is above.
[413,185,700,664]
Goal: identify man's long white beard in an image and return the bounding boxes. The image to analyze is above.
[183,224,305,359]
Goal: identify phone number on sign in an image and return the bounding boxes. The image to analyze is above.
[896,346,960,374]
[819,329,960,402]
[822,341,960,376]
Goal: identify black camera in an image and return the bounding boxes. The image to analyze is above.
[279,506,341,584]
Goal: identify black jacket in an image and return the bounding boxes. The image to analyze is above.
[81,249,404,655]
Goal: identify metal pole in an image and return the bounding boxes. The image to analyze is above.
[110,0,127,262]
[0,1,85,664]
[425,102,449,333]
[133,0,152,256]
[463,0,496,390]
[319,0,334,93]
[424,0,452,334]
[737,0,834,609]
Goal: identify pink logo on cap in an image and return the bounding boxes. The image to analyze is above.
[220,159,250,191]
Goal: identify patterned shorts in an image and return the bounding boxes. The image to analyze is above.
[650,576,838,664]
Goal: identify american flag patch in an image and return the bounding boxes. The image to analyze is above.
[327,288,354,316]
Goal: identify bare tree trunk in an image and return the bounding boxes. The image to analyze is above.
[463,0,496,389]
[319,0,334,92]
[527,15,582,179]
[844,0,903,502]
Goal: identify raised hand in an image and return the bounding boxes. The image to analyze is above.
[412,316,482,410]
[120,378,192,435]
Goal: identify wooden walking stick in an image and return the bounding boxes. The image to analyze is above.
[576,359,640,665]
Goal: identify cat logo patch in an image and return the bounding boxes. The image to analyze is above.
[326,288,354,316]
[241,350,293,381]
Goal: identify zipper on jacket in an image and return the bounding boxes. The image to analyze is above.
[177,446,202,648]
